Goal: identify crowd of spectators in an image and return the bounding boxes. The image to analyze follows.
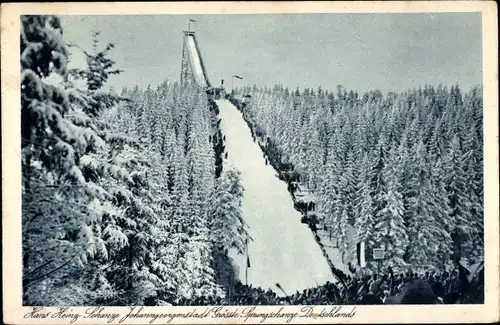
[167,260,484,306]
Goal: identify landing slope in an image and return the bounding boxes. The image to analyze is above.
[216,99,334,295]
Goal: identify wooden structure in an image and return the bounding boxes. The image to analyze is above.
[206,87,226,100]
[180,31,212,89]
[242,94,252,105]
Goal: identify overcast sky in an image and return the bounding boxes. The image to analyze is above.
[60,13,482,94]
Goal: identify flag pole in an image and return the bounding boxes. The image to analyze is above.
[245,239,248,286]
[188,19,196,32]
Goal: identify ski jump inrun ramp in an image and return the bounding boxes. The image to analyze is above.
[181,31,336,294]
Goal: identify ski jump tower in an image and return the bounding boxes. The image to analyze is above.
[180,31,226,99]
[180,31,212,89]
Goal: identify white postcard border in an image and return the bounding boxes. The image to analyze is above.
[2,2,498,324]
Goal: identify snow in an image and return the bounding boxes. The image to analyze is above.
[216,99,335,295]
[186,35,208,88]
[315,226,356,275]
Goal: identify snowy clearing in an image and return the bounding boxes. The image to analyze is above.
[216,99,335,295]
[316,227,355,275]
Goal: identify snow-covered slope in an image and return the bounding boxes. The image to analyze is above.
[186,35,208,88]
[216,99,334,295]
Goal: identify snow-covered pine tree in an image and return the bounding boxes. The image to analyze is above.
[295,121,311,180]
[444,134,473,261]
[21,15,109,306]
[317,150,343,242]
[209,167,249,254]
[306,127,323,191]
[354,153,376,247]
[369,134,388,207]
[342,146,358,225]
[404,139,443,270]
[338,205,350,262]
[68,30,123,118]
[429,157,454,270]
[69,34,173,305]
[372,146,409,270]
[460,135,484,261]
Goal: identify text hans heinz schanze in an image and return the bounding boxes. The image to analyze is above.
[24,306,357,323]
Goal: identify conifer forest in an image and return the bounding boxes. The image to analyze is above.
[20,14,484,306]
